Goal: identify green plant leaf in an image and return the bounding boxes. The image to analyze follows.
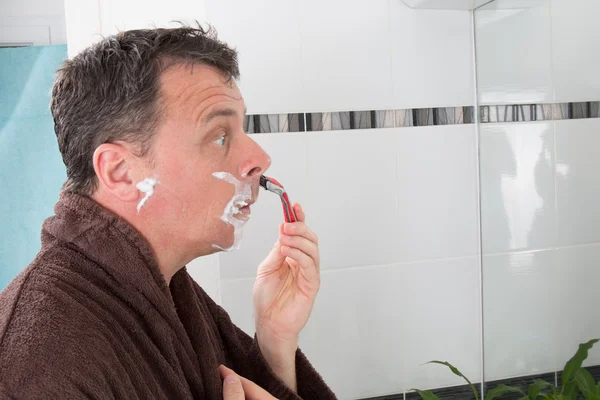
[528,379,553,399]
[485,384,525,400]
[562,339,600,391]
[575,368,596,399]
[563,380,580,400]
[409,389,441,400]
[428,361,479,400]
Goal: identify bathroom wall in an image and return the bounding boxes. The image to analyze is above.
[0,45,68,289]
[60,0,481,398]
[207,1,481,399]
[476,0,600,384]
[0,0,67,45]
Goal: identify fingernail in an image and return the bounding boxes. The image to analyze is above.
[224,375,239,385]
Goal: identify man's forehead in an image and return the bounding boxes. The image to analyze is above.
[159,64,242,104]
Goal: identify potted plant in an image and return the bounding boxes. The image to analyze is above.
[412,339,600,400]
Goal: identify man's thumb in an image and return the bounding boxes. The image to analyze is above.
[223,374,244,400]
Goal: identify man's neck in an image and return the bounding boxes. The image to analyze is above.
[92,191,188,286]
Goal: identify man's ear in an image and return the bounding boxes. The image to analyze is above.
[93,143,139,202]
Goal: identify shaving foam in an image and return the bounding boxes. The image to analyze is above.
[212,172,252,252]
[136,178,157,212]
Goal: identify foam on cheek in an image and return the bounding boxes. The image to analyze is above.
[212,172,252,252]
[136,178,158,213]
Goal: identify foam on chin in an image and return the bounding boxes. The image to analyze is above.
[212,172,252,252]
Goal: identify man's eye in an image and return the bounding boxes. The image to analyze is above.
[213,136,226,147]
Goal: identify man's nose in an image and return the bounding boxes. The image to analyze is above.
[239,136,271,179]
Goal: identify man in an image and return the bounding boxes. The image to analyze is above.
[0,25,336,399]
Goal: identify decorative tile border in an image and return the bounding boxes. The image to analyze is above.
[480,101,600,123]
[241,102,600,133]
[243,113,305,133]
[480,104,553,123]
[243,107,474,134]
[553,101,600,120]
[307,110,395,131]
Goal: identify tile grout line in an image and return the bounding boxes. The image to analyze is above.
[221,238,600,282]
[470,8,486,399]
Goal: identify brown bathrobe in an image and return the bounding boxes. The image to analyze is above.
[0,192,336,399]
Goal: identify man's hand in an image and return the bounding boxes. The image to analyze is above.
[220,365,277,400]
[253,203,320,391]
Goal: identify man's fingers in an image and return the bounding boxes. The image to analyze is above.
[292,203,305,223]
[219,365,278,400]
[279,235,320,269]
[281,245,318,276]
[283,221,318,245]
[221,372,245,400]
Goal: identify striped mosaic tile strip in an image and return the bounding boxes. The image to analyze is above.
[242,102,600,133]
[243,106,474,134]
[480,101,600,123]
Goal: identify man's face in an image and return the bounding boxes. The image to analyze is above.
[140,64,270,258]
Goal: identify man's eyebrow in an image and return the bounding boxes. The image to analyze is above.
[202,108,245,126]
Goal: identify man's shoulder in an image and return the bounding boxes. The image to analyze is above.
[0,253,111,360]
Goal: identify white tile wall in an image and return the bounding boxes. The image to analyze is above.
[304,125,479,271]
[220,257,481,400]
[0,0,65,17]
[395,125,479,262]
[64,0,101,57]
[475,3,553,104]
[220,277,256,335]
[99,0,205,36]
[555,119,600,247]
[204,0,475,113]
[0,0,67,45]
[204,0,304,114]
[554,244,600,368]
[551,0,600,102]
[391,2,474,108]
[306,128,399,270]
[480,122,556,254]
[65,0,206,57]
[300,0,394,112]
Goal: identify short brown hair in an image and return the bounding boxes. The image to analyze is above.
[51,24,239,195]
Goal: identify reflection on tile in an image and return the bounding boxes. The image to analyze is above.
[475,2,553,105]
[483,250,561,380]
[243,113,305,133]
[306,110,395,131]
[553,101,600,120]
[405,384,482,400]
[485,372,557,400]
[395,106,474,127]
[480,104,553,123]
[479,122,556,253]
